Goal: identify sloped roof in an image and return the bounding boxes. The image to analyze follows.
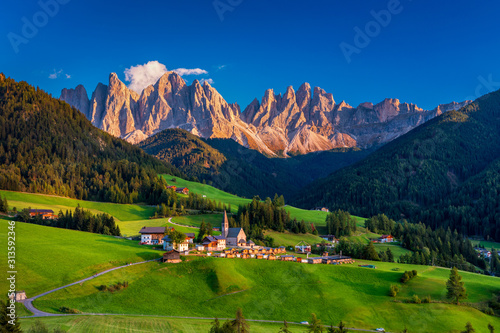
[29,209,54,214]
[185,233,195,238]
[139,227,166,234]
[227,227,244,238]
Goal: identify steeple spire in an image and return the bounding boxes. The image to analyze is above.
[222,210,229,238]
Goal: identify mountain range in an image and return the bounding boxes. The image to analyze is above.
[60,72,470,155]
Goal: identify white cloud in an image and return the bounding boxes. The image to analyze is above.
[124,61,210,93]
[48,69,62,79]
[124,61,168,93]
[65,74,71,79]
[200,78,214,85]
[217,65,227,70]
[172,68,208,76]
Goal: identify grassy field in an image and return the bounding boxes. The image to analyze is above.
[161,174,368,227]
[471,240,500,249]
[0,222,160,297]
[373,243,413,259]
[264,230,325,247]
[161,175,251,213]
[0,190,155,222]
[171,213,224,228]
[33,254,500,333]
[20,316,301,333]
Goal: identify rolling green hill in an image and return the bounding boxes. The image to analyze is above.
[294,90,500,241]
[33,255,500,333]
[0,222,159,296]
[3,219,498,332]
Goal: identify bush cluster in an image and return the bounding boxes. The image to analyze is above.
[401,270,418,283]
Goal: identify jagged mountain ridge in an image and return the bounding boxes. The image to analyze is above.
[61,72,470,155]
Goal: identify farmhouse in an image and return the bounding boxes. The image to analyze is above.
[139,226,166,245]
[175,187,189,195]
[162,235,189,252]
[280,255,295,261]
[314,207,329,212]
[166,185,177,191]
[378,235,394,243]
[320,235,339,243]
[162,250,181,263]
[9,291,26,302]
[185,233,195,243]
[202,235,226,251]
[29,209,57,220]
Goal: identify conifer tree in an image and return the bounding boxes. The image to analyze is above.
[446,267,467,305]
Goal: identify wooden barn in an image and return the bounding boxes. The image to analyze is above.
[162,250,181,263]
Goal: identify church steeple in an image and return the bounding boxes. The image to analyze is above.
[222,210,229,238]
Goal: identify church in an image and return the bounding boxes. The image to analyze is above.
[221,210,247,246]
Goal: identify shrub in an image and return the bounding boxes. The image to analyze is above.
[401,270,417,283]
[58,306,80,314]
[423,295,431,303]
[389,285,400,297]
[412,295,421,304]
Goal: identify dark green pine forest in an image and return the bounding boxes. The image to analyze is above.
[294,90,500,241]
[0,73,182,204]
[140,127,371,199]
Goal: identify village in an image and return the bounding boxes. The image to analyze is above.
[138,211,356,266]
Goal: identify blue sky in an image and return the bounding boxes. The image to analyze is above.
[1,0,500,110]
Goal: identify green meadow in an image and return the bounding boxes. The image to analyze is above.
[0,190,155,222]
[471,240,500,249]
[20,316,298,333]
[161,175,251,213]
[264,230,325,247]
[0,222,160,297]
[33,256,500,333]
[373,243,413,259]
[171,213,224,228]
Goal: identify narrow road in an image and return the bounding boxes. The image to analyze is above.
[22,259,159,317]
[167,217,200,229]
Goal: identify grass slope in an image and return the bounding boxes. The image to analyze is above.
[20,316,295,333]
[34,256,500,333]
[161,174,364,226]
[0,190,155,222]
[0,222,160,296]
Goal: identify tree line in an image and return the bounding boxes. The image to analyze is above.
[17,205,121,236]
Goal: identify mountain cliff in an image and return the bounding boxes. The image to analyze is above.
[61,72,470,155]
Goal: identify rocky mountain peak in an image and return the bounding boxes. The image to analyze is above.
[61,73,471,155]
[60,84,90,118]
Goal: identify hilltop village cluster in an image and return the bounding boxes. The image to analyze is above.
[139,211,355,265]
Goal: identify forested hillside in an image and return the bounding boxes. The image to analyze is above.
[139,128,372,199]
[294,90,500,241]
[0,74,182,204]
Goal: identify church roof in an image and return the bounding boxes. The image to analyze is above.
[227,227,244,238]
